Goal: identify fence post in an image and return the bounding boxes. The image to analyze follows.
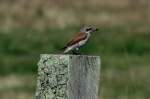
[35,54,101,99]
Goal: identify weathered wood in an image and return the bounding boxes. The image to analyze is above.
[35,54,101,99]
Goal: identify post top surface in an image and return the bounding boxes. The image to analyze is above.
[40,54,100,58]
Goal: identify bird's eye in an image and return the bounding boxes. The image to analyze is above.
[86,28,92,31]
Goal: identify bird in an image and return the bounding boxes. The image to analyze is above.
[63,25,98,54]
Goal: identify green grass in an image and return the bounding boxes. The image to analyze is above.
[0,25,150,99]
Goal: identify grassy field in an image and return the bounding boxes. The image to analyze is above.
[0,25,150,99]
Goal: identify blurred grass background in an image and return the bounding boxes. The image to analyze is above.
[0,0,150,99]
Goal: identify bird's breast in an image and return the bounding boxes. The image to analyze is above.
[78,33,91,46]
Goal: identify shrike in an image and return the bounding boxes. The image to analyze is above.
[63,25,98,54]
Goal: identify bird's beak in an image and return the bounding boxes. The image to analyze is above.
[93,28,98,32]
[95,28,98,31]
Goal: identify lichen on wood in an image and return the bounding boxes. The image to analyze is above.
[36,54,69,99]
[35,54,100,99]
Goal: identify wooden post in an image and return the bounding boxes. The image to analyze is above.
[35,54,101,99]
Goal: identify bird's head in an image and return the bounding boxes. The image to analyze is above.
[80,25,98,34]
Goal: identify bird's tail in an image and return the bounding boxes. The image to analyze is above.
[61,46,67,50]
[61,46,72,54]
[63,47,71,54]
[61,46,68,54]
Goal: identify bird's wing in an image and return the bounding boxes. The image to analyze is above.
[66,32,87,47]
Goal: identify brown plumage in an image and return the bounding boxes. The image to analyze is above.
[65,32,87,47]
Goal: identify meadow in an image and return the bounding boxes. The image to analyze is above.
[0,25,150,99]
[0,0,150,99]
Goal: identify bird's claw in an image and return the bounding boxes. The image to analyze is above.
[72,50,81,55]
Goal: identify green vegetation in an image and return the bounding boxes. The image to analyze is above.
[0,25,150,99]
[0,0,150,98]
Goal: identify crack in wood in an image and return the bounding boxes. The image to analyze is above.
[36,55,100,99]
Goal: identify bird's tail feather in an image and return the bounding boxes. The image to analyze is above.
[61,46,68,54]
[61,46,67,50]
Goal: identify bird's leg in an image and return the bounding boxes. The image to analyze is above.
[72,50,80,55]
[72,48,81,55]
